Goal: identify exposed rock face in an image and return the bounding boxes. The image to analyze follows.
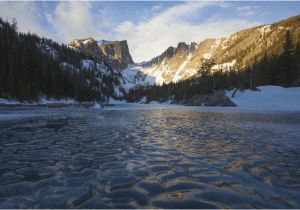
[68,38,134,71]
[123,15,300,86]
[99,40,134,71]
[186,90,237,107]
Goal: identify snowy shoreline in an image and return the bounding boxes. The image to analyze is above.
[226,86,300,111]
[0,97,104,109]
[1,86,300,111]
[0,97,76,106]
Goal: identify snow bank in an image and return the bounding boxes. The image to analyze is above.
[39,98,76,105]
[149,101,159,104]
[92,103,103,109]
[138,96,147,104]
[226,86,300,111]
[108,97,128,104]
[0,97,76,106]
[0,98,21,105]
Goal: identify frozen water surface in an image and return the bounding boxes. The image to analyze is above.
[0,105,300,208]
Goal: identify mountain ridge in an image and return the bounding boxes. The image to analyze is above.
[121,15,300,86]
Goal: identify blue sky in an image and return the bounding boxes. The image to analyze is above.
[0,1,299,62]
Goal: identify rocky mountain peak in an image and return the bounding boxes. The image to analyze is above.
[69,38,102,56]
[68,38,133,71]
[190,42,198,51]
[176,42,190,53]
[161,46,176,59]
[122,15,300,86]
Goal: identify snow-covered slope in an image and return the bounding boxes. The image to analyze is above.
[226,86,300,110]
[121,42,198,86]
[122,15,300,87]
[59,58,126,98]
[122,63,166,87]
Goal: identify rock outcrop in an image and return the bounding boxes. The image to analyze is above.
[186,90,237,107]
[68,38,134,71]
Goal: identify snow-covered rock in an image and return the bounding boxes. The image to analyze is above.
[92,103,103,109]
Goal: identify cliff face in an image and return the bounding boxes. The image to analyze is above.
[68,38,134,71]
[122,15,300,86]
[99,40,134,71]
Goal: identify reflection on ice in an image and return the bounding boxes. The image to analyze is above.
[0,105,300,208]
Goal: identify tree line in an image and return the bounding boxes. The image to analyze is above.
[126,30,300,103]
[0,18,122,102]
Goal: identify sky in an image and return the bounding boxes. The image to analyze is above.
[0,1,299,62]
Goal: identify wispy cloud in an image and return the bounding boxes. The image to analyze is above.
[113,2,261,62]
[237,6,258,17]
[46,2,110,41]
[0,1,264,62]
[0,2,52,38]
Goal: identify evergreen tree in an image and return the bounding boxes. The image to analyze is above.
[292,41,300,85]
[282,30,293,86]
[0,17,122,102]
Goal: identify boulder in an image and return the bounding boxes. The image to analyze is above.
[186,90,236,107]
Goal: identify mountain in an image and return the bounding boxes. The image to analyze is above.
[68,38,134,71]
[1,15,299,103]
[123,15,300,86]
[0,18,126,102]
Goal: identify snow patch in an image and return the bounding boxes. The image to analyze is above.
[108,97,128,104]
[37,42,58,60]
[173,53,193,83]
[202,53,212,59]
[92,103,103,109]
[259,25,271,36]
[60,62,79,72]
[81,59,113,76]
[212,60,236,71]
[113,85,124,98]
[212,38,221,49]
[97,40,114,46]
[39,97,76,105]
[221,37,229,50]
[149,101,159,104]
[82,38,94,45]
[0,97,76,106]
[0,98,20,105]
[122,64,161,88]
[138,96,147,104]
[82,59,94,70]
[226,86,300,110]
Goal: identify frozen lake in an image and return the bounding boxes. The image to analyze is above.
[0,105,300,208]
